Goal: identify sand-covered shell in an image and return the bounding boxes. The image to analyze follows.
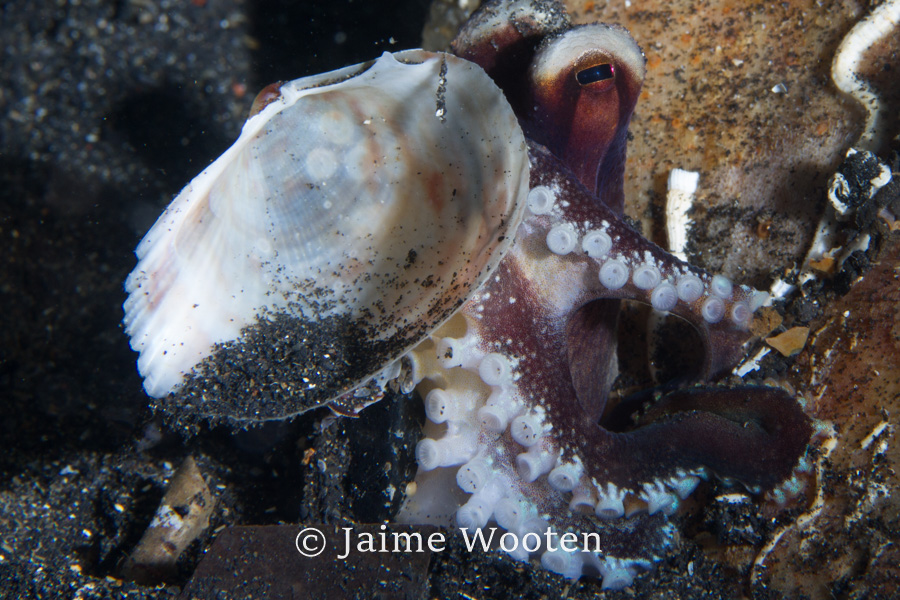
[123,49,529,415]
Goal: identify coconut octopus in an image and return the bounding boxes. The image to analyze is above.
[123,0,812,589]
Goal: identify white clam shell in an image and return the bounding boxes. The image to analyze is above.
[123,50,529,408]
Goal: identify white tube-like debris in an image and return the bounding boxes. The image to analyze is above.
[831,0,900,150]
[665,168,700,261]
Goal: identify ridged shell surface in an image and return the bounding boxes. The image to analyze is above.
[124,50,529,402]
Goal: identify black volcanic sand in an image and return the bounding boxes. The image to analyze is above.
[0,0,429,597]
[160,312,417,426]
[1,0,897,599]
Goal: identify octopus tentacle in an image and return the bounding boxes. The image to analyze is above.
[632,386,813,491]
[400,0,811,588]
[446,150,783,491]
[399,144,807,587]
[565,300,619,422]
[526,144,767,379]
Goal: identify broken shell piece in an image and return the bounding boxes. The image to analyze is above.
[766,326,811,357]
[123,50,529,418]
[121,456,215,585]
[828,148,892,219]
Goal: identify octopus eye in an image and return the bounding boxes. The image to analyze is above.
[575,63,615,86]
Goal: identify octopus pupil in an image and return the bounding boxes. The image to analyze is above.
[576,63,615,85]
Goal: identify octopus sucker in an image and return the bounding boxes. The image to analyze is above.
[398,129,804,585]
[123,0,813,589]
